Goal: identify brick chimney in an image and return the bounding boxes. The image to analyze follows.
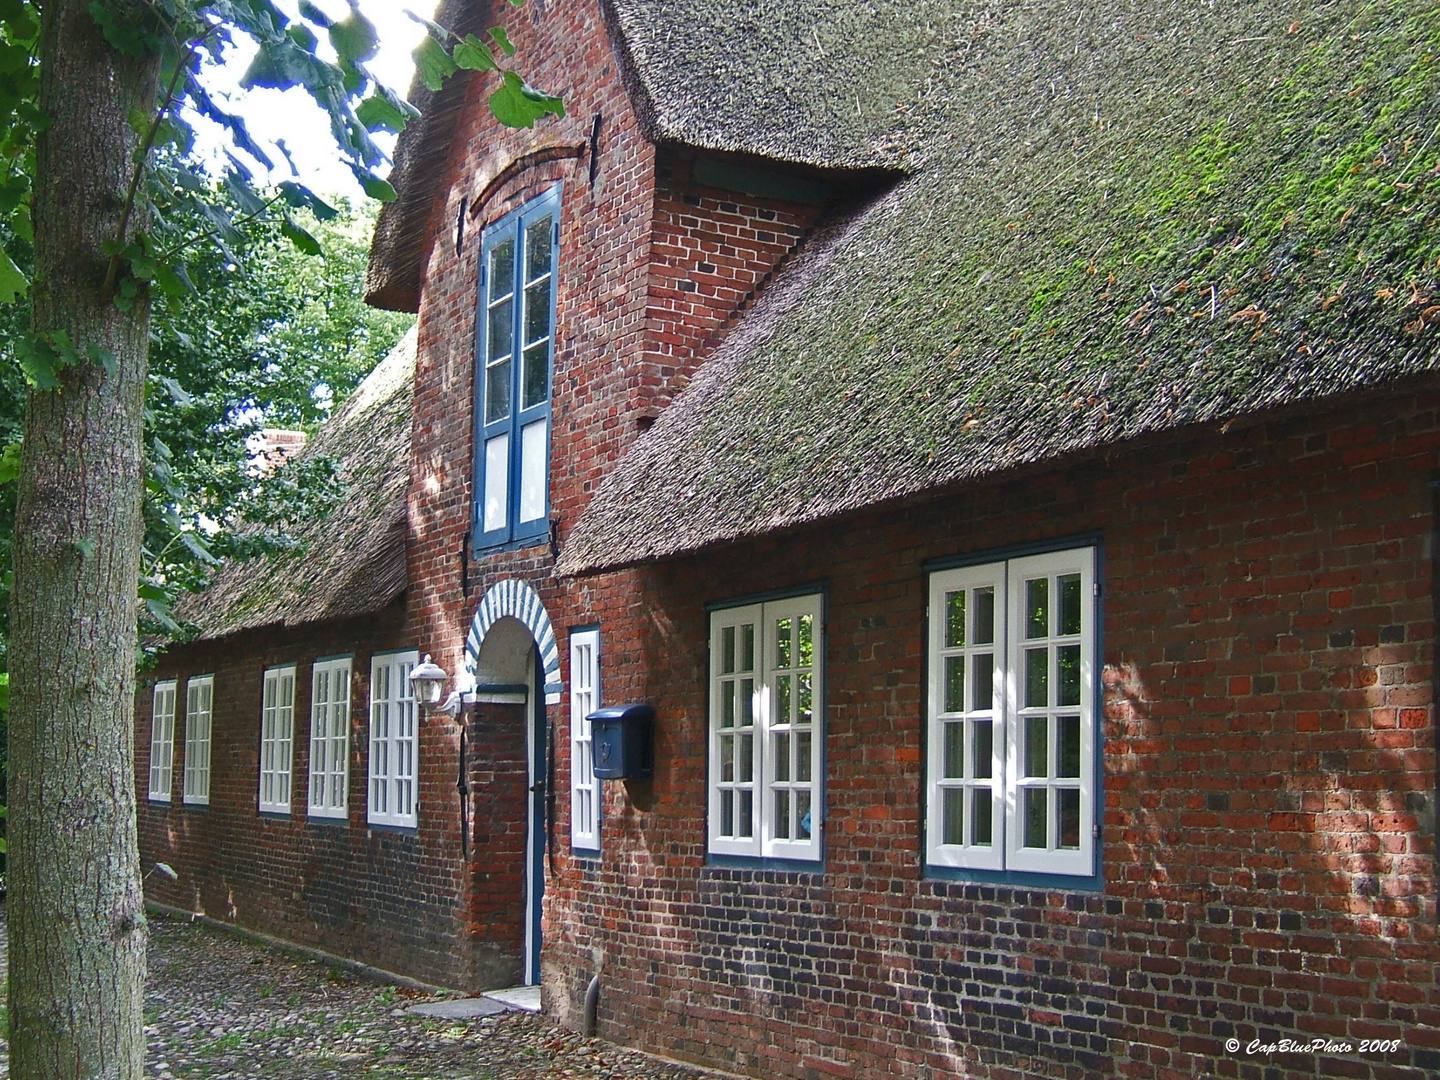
[249,429,307,477]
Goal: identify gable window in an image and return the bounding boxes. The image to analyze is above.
[148,680,177,803]
[259,664,296,814]
[473,184,560,549]
[569,628,600,853]
[369,651,418,828]
[708,594,823,862]
[926,547,1097,879]
[308,657,351,820]
[182,675,214,806]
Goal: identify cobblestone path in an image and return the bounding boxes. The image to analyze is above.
[0,907,723,1080]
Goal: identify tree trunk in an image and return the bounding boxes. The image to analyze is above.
[8,2,158,1076]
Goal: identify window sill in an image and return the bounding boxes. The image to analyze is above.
[706,853,825,874]
[924,863,1103,891]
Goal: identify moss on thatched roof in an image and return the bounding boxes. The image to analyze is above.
[176,328,416,639]
[560,0,1440,574]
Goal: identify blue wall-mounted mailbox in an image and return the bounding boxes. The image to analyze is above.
[588,704,655,780]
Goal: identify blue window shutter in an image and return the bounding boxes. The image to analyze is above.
[473,184,562,550]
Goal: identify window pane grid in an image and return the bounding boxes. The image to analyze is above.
[927,550,1095,876]
[476,191,558,545]
[570,632,600,850]
[183,677,213,804]
[934,583,999,852]
[709,597,823,861]
[714,619,757,842]
[308,660,350,819]
[1015,570,1084,854]
[149,682,176,802]
[369,653,418,828]
[259,667,295,813]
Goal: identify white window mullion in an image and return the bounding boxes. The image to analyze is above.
[570,629,601,852]
[308,658,351,820]
[760,595,822,862]
[926,565,1006,870]
[149,681,177,803]
[1005,550,1094,877]
[709,604,763,858]
[710,596,823,863]
[369,652,419,828]
[183,676,213,805]
[259,665,296,814]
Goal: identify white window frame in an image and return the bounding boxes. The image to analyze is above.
[708,594,823,862]
[258,664,296,815]
[569,629,601,853]
[182,675,214,806]
[926,547,1097,877]
[148,680,177,803]
[307,657,352,821]
[369,650,419,829]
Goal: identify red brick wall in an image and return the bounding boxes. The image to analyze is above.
[134,605,518,988]
[538,390,1439,1080]
[641,158,823,415]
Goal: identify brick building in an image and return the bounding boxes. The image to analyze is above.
[138,0,1440,1077]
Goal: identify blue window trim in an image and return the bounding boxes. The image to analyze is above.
[919,536,1106,891]
[473,184,562,552]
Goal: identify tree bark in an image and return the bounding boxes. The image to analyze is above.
[8,2,158,1076]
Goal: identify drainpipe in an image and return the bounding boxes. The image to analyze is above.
[583,974,601,1037]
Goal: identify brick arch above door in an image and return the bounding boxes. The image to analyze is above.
[464,579,562,704]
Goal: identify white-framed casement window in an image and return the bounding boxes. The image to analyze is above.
[569,628,601,853]
[182,675,214,805]
[369,650,418,828]
[926,547,1097,878]
[708,594,823,862]
[308,657,352,820]
[148,680,177,803]
[258,664,296,814]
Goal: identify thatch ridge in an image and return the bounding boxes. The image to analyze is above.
[559,0,1440,574]
[175,327,417,639]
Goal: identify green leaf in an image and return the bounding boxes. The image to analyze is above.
[287,23,318,52]
[0,440,20,485]
[15,335,59,391]
[0,238,26,303]
[488,69,565,130]
[276,181,339,222]
[0,671,8,714]
[413,34,458,92]
[76,538,96,562]
[280,213,322,256]
[356,172,397,202]
[86,342,118,379]
[297,1,332,28]
[329,13,378,64]
[356,94,409,134]
[153,262,194,299]
[488,27,517,57]
[454,35,497,73]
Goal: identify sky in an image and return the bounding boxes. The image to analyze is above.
[191,0,442,202]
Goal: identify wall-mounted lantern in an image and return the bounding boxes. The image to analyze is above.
[409,654,462,717]
[587,704,655,780]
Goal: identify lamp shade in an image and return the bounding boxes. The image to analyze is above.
[409,654,448,707]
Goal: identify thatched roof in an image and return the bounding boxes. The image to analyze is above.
[558,0,1440,574]
[175,328,416,638]
[366,0,929,313]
